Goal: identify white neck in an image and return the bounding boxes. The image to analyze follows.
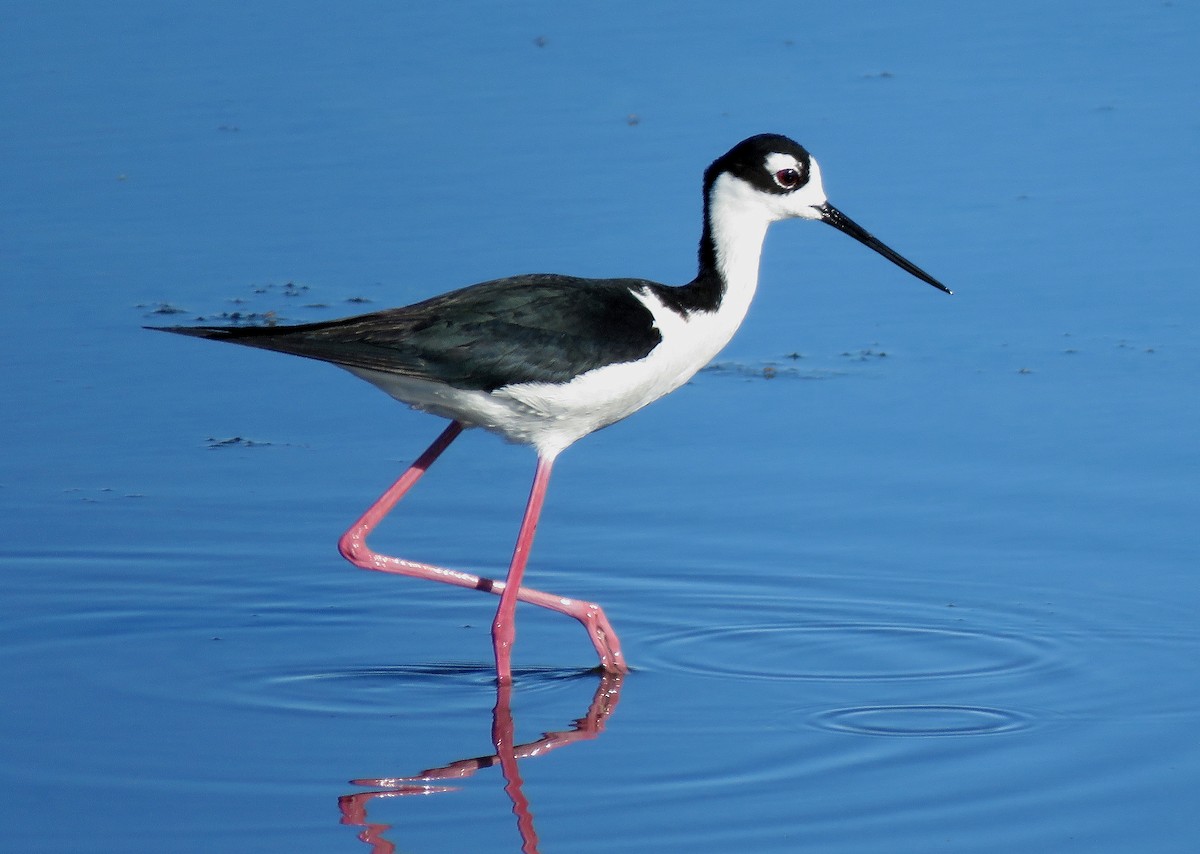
[705,172,775,321]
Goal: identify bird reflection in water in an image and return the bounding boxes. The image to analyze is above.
[339,672,623,853]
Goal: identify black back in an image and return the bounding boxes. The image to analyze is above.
[153,274,663,392]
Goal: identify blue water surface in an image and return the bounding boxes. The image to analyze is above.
[2,2,1198,852]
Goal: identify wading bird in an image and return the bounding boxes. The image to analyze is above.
[153,134,951,683]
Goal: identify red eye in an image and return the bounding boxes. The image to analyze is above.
[774,168,802,190]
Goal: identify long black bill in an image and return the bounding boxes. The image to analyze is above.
[818,203,952,295]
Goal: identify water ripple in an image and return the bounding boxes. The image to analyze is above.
[635,582,1064,685]
[205,662,594,717]
[808,704,1035,737]
[644,619,1051,683]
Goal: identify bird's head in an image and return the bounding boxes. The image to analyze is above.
[705,134,951,294]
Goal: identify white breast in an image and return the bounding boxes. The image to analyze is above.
[496,282,761,455]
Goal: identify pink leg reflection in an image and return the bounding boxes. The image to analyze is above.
[337,421,627,679]
[339,673,624,853]
[493,679,538,853]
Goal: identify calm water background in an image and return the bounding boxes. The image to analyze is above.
[3,2,1198,851]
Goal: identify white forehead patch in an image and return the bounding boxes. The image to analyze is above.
[764,152,801,174]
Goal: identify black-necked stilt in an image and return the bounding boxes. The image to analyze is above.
[152,134,950,683]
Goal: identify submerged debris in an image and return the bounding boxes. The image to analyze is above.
[141,280,369,327]
[206,436,271,449]
[63,487,145,502]
[840,348,888,361]
[701,361,839,381]
[199,310,278,326]
[140,302,188,315]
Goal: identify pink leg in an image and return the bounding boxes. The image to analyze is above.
[338,421,627,677]
[491,454,553,683]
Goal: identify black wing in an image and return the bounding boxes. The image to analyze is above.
[149,274,664,392]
